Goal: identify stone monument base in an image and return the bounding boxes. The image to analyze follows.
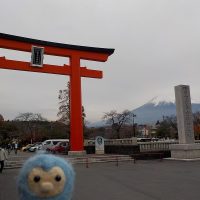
[95,150,105,155]
[68,150,86,156]
[170,144,200,159]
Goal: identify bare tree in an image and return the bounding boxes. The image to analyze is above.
[193,112,200,139]
[57,82,86,127]
[14,112,46,143]
[57,82,70,125]
[15,113,46,122]
[163,115,178,132]
[103,109,132,139]
[156,115,177,139]
[193,112,200,125]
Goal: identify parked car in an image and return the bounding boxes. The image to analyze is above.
[49,141,69,154]
[28,142,42,152]
[42,139,69,151]
[21,144,34,152]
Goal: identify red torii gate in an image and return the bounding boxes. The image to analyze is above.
[0,33,114,154]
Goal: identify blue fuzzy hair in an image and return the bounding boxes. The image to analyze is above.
[17,154,75,200]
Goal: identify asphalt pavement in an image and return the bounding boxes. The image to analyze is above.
[1,152,200,200]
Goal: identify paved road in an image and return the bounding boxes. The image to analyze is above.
[1,158,200,200]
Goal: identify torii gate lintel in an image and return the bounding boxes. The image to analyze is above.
[0,33,114,152]
[0,57,103,78]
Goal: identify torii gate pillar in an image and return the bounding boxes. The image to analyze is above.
[0,33,114,154]
[70,55,83,153]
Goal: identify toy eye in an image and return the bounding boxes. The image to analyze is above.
[34,176,41,183]
[55,175,61,182]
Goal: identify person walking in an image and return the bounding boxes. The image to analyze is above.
[7,143,11,155]
[14,143,18,155]
[0,147,8,173]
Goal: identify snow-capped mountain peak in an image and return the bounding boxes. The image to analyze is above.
[147,96,174,106]
[132,96,200,125]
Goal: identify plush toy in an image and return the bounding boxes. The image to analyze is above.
[17,154,75,200]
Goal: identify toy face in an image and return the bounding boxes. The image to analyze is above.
[28,166,66,198]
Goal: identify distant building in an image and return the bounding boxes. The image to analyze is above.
[149,124,158,138]
[137,125,149,137]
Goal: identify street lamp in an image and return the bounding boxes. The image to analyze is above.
[132,113,136,137]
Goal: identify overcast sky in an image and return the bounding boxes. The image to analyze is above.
[0,0,200,123]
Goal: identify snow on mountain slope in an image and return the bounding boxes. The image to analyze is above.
[132,97,200,124]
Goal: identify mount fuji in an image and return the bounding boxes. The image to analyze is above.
[132,96,200,124]
[88,96,200,127]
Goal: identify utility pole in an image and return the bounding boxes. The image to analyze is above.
[132,113,136,137]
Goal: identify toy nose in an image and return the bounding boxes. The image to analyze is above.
[41,182,54,193]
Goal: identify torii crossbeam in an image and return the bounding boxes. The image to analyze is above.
[0,33,114,154]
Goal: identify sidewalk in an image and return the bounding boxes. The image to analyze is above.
[1,158,200,200]
[5,150,32,169]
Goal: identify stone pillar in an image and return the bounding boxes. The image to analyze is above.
[175,85,194,144]
[170,85,200,160]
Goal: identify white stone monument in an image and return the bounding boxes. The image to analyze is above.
[170,85,200,159]
[95,136,105,154]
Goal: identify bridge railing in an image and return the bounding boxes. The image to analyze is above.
[138,141,178,152]
[84,139,200,152]
[84,138,137,146]
[139,140,200,152]
[105,138,137,145]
